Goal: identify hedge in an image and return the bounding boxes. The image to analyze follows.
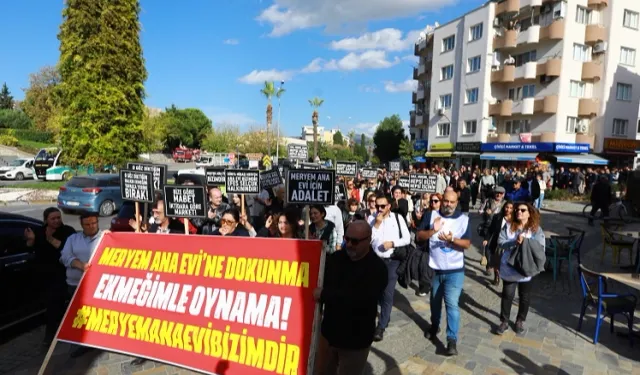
[0,128,53,143]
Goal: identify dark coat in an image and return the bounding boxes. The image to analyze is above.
[397,246,433,289]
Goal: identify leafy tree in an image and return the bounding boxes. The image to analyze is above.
[360,133,366,146]
[0,109,33,129]
[308,97,324,160]
[21,66,62,132]
[399,139,420,161]
[347,130,356,148]
[202,125,242,152]
[260,81,285,156]
[163,106,212,150]
[56,0,147,167]
[0,83,14,110]
[373,114,406,163]
[333,130,344,146]
[140,108,168,152]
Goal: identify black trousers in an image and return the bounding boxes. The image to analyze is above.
[590,203,609,220]
[43,278,69,342]
[500,280,532,323]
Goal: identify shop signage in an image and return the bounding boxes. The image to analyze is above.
[414,140,428,151]
[481,142,590,153]
[554,143,590,153]
[430,142,454,151]
[455,142,481,153]
[603,138,640,153]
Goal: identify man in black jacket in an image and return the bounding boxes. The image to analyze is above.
[315,220,387,375]
[589,175,612,226]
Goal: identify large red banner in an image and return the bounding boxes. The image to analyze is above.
[57,232,323,375]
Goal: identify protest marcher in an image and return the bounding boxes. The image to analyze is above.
[309,205,339,254]
[201,187,230,234]
[210,208,250,237]
[130,197,184,234]
[482,201,514,285]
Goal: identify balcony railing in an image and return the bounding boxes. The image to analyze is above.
[587,0,608,7]
[495,0,520,16]
[581,61,602,81]
[578,98,599,117]
[585,24,607,45]
[494,29,517,49]
[539,19,565,41]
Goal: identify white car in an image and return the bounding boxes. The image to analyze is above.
[0,158,35,180]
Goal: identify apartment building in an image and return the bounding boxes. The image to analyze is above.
[410,0,640,168]
[300,126,350,145]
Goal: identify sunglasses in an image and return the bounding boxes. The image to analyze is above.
[517,208,528,213]
[345,236,369,245]
[375,204,388,209]
[430,199,440,203]
[220,219,237,225]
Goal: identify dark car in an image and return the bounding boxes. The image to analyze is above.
[0,213,49,331]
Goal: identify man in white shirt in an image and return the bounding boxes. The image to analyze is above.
[367,193,411,341]
[325,204,345,250]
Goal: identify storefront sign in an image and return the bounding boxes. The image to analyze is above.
[603,138,640,153]
[414,140,428,151]
[430,143,454,151]
[554,143,590,153]
[481,142,590,153]
[455,142,481,153]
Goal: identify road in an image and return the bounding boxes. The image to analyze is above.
[1,209,638,375]
[2,203,115,230]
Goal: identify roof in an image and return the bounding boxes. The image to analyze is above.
[0,212,44,225]
[72,174,119,180]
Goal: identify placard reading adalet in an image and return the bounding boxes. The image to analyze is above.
[126,162,167,191]
[361,168,378,179]
[205,168,226,186]
[225,169,260,194]
[286,169,335,205]
[409,173,437,193]
[120,170,154,203]
[163,185,206,218]
[335,161,357,177]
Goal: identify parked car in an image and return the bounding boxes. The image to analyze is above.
[57,174,123,216]
[0,158,35,180]
[0,213,49,331]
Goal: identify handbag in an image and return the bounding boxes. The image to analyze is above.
[391,213,413,261]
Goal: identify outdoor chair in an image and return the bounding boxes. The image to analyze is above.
[546,235,578,283]
[566,226,586,265]
[600,224,634,265]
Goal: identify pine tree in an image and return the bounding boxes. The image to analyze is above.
[0,83,14,110]
[56,0,147,166]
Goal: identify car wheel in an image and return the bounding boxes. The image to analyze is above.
[99,200,115,217]
[15,172,24,181]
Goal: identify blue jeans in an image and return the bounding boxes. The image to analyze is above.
[535,192,544,209]
[378,259,400,330]
[430,271,464,342]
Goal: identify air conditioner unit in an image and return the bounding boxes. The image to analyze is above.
[492,52,501,67]
[493,18,501,28]
[577,124,588,133]
[593,42,608,54]
[541,3,551,13]
[438,108,445,116]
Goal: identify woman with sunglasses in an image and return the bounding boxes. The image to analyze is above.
[482,201,514,286]
[496,202,545,335]
[211,208,250,237]
[363,192,378,220]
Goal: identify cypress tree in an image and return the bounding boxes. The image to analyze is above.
[56,0,147,166]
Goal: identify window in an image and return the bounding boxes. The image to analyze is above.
[620,47,636,66]
[410,132,416,140]
[439,94,452,109]
[519,16,540,32]
[469,23,483,41]
[624,10,639,29]
[441,64,454,80]
[505,119,531,134]
[508,84,536,100]
[514,50,537,67]
[463,120,477,135]
[617,83,633,101]
[576,6,591,25]
[465,88,479,104]
[442,35,455,52]
[573,43,591,62]
[467,56,481,73]
[570,80,586,98]
[437,123,451,137]
[566,117,579,133]
[613,119,628,136]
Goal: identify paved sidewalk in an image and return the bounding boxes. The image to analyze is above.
[2,211,639,375]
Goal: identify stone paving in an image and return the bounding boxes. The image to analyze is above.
[1,211,639,375]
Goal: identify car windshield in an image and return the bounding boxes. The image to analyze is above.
[68,177,98,188]
[9,159,27,167]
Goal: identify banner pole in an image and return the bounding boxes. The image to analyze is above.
[135,202,140,233]
[184,218,189,235]
[304,205,310,240]
[142,202,148,232]
[37,340,58,375]
[241,194,245,218]
[307,248,327,374]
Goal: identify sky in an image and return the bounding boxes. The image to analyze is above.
[1,0,486,138]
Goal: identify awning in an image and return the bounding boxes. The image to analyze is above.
[480,152,537,161]
[453,151,480,156]
[553,154,609,165]
[426,151,453,158]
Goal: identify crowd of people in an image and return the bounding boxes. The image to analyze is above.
[23,163,575,375]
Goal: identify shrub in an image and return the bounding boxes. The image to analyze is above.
[0,109,33,129]
[0,134,19,146]
[545,188,580,201]
[0,128,53,143]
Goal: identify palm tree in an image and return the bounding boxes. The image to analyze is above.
[260,81,285,157]
[308,97,324,160]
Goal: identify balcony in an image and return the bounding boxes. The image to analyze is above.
[539,20,565,41]
[581,61,602,81]
[515,62,538,80]
[417,87,425,101]
[576,133,596,149]
[416,113,424,126]
[413,67,418,80]
[513,97,536,115]
[533,95,559,114]
[536,58,562,77]
[412,91,417,104]
[486,133,512,143]
[516,25,540,45]
[489,100,513,117]
[494,29,517,49]
[409,111,416,127]
[495,0,520,16]
[520,0,542,8]
[415,34,432,56]
[491,65,515,83]
[587,0,608,7]
[585,24,607,45]
[418,64,427,77]
[578,98,599,117]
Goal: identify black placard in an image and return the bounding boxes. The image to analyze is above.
[260,168,282,190]
[409,174,437,193]
[126,162,167,191]
[361,168,378,179]
[335,183,347,202]
[398,175,410,190]
[336,161,358,177]
[288,144,308,160]
[286,169,335,205]
[205,167,226,186]
[225,169,260,194]
[163,185,206,218]
[120,170,154,203]
[388,161,401,172]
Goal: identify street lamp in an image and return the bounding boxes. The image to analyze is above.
[275,80,284,166]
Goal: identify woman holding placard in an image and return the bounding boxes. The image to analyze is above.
[210,208,250,237]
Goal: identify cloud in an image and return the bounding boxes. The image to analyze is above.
[359,85,379,93]
[223,39,239,45]
[238,69,295,84]
[402,54,419,63]
[384,79,417,93]
[329,28,419,52]
[350,118,411,137]
[302,50,399,72]
[202,107,259,128]
[301,58,324,73]
[256,0,456,37]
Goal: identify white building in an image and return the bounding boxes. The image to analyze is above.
[300,126,350,145]
[411,0,640,167]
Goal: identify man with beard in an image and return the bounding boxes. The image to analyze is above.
[417,190,471,356]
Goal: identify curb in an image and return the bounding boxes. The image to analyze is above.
[540,207,584,218]
[0,198,57,207]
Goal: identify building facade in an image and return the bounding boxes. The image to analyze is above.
[410,0,640,168]
[300,126,350,145]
